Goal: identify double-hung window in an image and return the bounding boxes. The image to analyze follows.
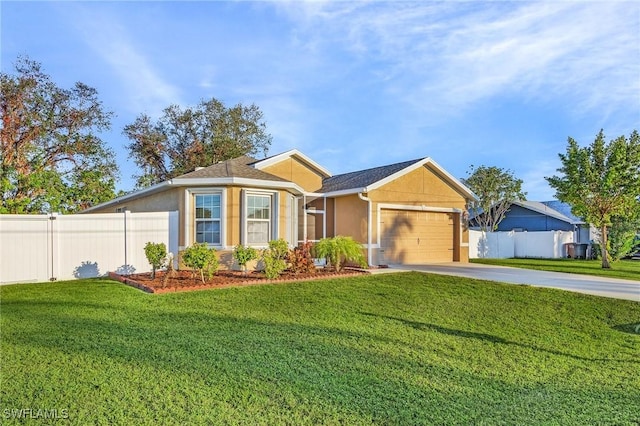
[195,194,221,245]
[246,194,271,245]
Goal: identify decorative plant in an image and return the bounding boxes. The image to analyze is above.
[162,252,176,288]
[288,241,316,274]
[233,244,258,274]
[144,242,167,279]
[181,243,219,284]
[262,239,290,279]
[314,236,367,272]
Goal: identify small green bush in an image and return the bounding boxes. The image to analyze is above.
[233,245,258,274]
[268,238,289,261]
[182,243,219,283]
[262,239,290,279]
[144,242,167,279]
[314,236,367,272]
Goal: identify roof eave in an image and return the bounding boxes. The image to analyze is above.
[316,188,367,198]
[171,177,305,195]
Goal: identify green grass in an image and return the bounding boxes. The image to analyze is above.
[1,273,639,425]
[471,257,640,281]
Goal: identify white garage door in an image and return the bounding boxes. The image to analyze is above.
[380,209,454,264]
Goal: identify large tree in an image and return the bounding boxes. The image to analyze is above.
[123,98,272,188]
[608,206,640,261]
[1,57,118,213]
[463,165,526,232]
[546,129,640,268]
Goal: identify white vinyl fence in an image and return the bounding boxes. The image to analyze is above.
[0,211,178,284]
[469,230,574,259]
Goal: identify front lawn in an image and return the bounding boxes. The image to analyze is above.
[471,257,640,281]
[1,273,639,425]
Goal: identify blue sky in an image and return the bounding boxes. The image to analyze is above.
[2,1,638,200]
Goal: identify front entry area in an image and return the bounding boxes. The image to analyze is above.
[380,209,457,264]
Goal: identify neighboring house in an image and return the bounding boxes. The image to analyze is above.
[471,200,595,243]
[539,200,598,244]
[83,149,476,267]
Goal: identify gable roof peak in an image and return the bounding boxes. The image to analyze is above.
[253,149,332,178]
[317,156,476,200]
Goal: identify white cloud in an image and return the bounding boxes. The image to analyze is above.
[69,6,182,117]
[521,159,561,201]
[274,1,639,121]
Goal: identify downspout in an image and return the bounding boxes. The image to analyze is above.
[358,191,373,266]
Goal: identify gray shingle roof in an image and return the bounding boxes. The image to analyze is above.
[541,200,584,223]
[516,200,578,223]
[174,155,288,182]
[468,200,582,224]
[319,159,422,193]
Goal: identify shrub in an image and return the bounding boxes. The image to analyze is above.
[182,243,219,284]
[288,241,316,274]
[144,242,167,279]
[267,238,289,261]
[262,239,290,279]
[233,245,258,274]
[314,236,367,272]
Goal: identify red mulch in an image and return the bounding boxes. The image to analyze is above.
[108,268,369,294]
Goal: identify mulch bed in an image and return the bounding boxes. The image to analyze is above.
[109,268,369,294]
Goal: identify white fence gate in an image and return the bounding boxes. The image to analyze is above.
[469,230,574,259]
[0,211,178,284]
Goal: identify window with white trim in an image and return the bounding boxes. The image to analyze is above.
[246,193,272,245]
[195,194,221,245]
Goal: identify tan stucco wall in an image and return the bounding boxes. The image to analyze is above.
[227,187,242,247]
[370,164,468,207]
[334,195,368,244]
[325,198,335,237]
[260,157,324,192]
[88,188,182,214]
[87,187,190,248]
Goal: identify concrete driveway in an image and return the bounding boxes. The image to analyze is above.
[385,263,640,302]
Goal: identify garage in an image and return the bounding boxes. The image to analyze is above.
[380,209,456,264]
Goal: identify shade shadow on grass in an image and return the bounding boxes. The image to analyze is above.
[361,312,639,364]
[613,322,640,335]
